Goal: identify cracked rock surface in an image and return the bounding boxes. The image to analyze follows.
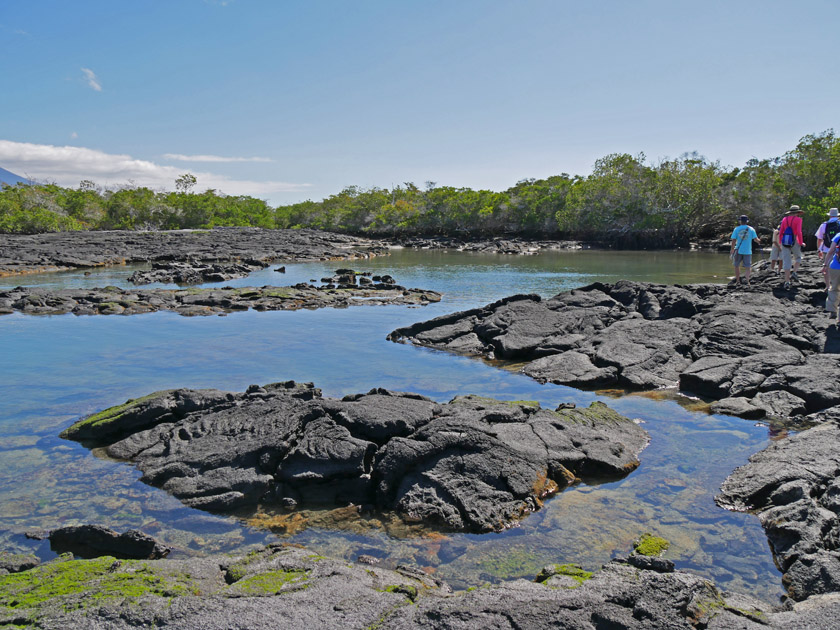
[0,282,441,316]
[390,254,840,604]
[389,256,840,423]
[2,543,835,629]
[0,228,388,277]
[60,383,648,533]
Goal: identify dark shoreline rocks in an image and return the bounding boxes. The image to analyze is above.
[127,259,270,285]
[386,235,582,254]
[2,542,836,629]
[389,255,840,423]
[48,524,170,560]
[387,253,840,606]
[0,281,442,316]
[0,228,389,277]
[60,382,648,533]
[717,421,840,602]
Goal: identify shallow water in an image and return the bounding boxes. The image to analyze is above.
[0,248,783,599]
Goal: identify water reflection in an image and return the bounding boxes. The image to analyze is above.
[0,249,782,600]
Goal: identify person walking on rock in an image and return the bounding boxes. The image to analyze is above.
[729,215,760,287]
[769,223,782,274]
[816,208,840,290]
[780,205,805,290]
[823,230,840,323]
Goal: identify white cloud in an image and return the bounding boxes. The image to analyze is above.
[70,132,78,139]
[81,68,102,92]
[163,153,273,163]
[0,140,310,197]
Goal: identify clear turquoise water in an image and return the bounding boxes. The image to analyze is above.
[0,249,782,599]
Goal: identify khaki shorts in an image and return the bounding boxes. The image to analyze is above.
[733,253,751,268]
[770,245,782,261]
[782,244,802,269]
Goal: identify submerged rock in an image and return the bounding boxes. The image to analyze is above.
[61,383,648,533]
[48,524,170,560]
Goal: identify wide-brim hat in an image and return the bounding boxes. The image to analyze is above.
[829,208,839,217]
[786,205,803,215]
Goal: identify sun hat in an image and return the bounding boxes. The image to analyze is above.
[739,215,749,223]
[829,208,839,217]
[786,205,802,215]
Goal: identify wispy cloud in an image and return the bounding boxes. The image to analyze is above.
[163,153,273,163]
[0,140,310,196]
[70,132,79,139]
[81,67,102,92]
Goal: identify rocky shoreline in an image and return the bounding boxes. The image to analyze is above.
[389,256,838,423]
[0,278,441,317]
[6,230,840,625]
[3,539,837,629]
[0,228,389,277]
[387,253,840,608]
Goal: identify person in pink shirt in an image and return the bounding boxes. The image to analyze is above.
[779,205,805,290]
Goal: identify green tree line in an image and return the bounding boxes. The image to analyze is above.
[2,130,839,246]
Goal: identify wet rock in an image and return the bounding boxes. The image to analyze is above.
[0,281,442,317]
[709,396,765,419]
[389,257,840,415]
[0,551,39,574]
[48,524,170,560]
[61,383,647,533]
[717,421,840,601]
[128,260,269,285]
[6,543,817,629]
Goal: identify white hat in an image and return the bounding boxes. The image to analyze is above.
[830,208,840,218]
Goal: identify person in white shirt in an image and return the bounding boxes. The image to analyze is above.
[816,208,840,291]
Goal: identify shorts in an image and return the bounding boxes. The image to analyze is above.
[770,245,782,261]
[782,244,802,270]
[733,253,751,268]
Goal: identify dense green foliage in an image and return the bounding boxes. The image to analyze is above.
[3,131,839,245]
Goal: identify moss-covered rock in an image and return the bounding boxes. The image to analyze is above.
[534,563,593,587]
[633,533,671,556]
[0,556,196,621]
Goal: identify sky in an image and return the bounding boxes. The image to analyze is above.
[1,0,839,205]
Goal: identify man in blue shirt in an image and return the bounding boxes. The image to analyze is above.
[730,215,760,287]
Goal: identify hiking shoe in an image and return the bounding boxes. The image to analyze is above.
[792,272,799,281]
[784,281,791,290]
[744,280,751,287]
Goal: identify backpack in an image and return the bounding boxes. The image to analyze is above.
[780,219,795,248]
[825,220,840,243]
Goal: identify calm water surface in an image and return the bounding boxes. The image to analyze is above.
[0,249,782,599]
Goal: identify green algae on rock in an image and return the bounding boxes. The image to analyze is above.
[633,533,671,557]
[534,563,594,588]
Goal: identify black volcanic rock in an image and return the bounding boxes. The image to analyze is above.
[0,282,441,316]
[0,228,388,277]
[49,524,170,560]
[61,383,647,533]
[717,421,840,601]
[5,543,832,629]
[389,256,840,422]
[127,259,269,285]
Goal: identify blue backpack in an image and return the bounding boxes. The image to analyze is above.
[780,222,795,248]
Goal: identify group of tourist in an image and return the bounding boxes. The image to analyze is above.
[730,205,840,323]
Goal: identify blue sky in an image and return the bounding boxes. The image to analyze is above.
[1,0,838,204]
